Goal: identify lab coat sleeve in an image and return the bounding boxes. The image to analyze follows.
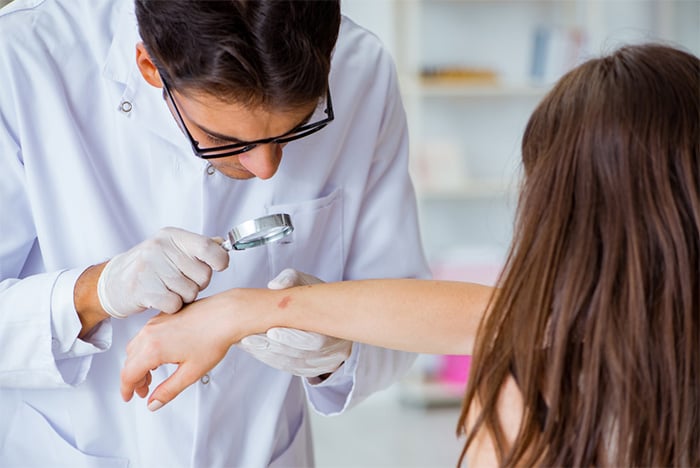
[302,37,430,414]
[0,81,111,389]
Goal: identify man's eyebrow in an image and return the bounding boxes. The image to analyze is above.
[195,123,244,143]
[195,107,318,144]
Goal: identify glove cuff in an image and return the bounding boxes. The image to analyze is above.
[97,260,128,319]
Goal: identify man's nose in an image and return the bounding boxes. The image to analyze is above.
[238,143,283,180]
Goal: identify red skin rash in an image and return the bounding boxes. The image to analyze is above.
[277,295,291,309]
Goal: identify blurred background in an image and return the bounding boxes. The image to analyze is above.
[313,1,699,467]
[1,0,696,466]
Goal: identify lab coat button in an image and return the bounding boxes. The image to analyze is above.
[200,374,211,385]
[206,164,216,175]
[119,101,133,113]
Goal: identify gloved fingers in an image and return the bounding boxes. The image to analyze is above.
[267,268,323,289]
[237,326,352,378]
[164,227,230,272]
[235,347,299,371]
[139,264,200,305]
[317,340,353,357]
[271,355,342,377]
[306,353,347,370]
[245,352,329,377]
[237,334,270,350]
[266,327,334,350]
[99,228,228,319]
[165,256,215,292]
[239,337,316,359]
[159,243,217,291]
[240,329,351,355]
[98,254,189,317]
[135,275,188,314]
[304,341,351,368]
[267,269,296,290]
[236,345,347,377]
[145,292,184,315]
[238,336,350,365]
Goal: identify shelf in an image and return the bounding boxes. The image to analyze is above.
[397,379,466,408]
[423,81,549,98]
[400,75,550,99]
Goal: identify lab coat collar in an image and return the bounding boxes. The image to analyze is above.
[101,0,136,86]
[101,0,188,150]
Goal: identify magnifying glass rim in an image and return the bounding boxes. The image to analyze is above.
[222,213,293,251]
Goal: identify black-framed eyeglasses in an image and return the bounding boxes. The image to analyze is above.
[162,78,334,159]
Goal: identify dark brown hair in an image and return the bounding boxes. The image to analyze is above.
[459,43,700,466]
[135,0,340,108]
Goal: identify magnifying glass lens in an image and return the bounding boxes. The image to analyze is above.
[221,213,293,251]
[233,224,293,250]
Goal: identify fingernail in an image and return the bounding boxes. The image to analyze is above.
[148,400,163,412]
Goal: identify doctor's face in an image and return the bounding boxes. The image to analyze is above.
[164,85,320,180]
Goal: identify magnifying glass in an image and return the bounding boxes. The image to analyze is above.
[220,213,294,251]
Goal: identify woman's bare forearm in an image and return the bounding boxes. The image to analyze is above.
[120,279,493,408]
[228,279,493,355]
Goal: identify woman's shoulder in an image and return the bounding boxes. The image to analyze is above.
[464,375,525,467]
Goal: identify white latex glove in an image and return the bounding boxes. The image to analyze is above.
[97,227,229,318]
[237,268,352,378]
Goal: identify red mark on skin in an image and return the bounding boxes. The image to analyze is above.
[277,295,291,309]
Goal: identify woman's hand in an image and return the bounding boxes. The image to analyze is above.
[120,291,257,411]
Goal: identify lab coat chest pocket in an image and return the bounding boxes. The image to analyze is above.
[267,188,344,282]
[1,402,129,468]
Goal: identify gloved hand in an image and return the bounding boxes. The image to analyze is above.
[237,268,352,378]
[97,227,229,318]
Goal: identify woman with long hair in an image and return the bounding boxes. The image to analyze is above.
[459,42,700,466]
[120,43,700,466]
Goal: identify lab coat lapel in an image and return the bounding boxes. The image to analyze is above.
[101,1,186,149]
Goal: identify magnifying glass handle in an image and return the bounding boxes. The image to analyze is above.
[220,238,233,251]
[211,236,233,252]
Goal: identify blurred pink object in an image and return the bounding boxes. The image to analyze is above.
[430,246,503,390]
[437,354,471,386]
[430,245,504,286]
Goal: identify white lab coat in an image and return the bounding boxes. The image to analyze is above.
[0,0,430,466]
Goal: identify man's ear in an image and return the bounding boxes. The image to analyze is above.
[135,42,163,88]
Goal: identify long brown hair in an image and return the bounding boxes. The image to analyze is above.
[459,44,700,466]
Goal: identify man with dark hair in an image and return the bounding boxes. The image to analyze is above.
[0,0,429,466]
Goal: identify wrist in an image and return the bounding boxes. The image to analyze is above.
[74,263,110,338]
[221,288,279,345]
